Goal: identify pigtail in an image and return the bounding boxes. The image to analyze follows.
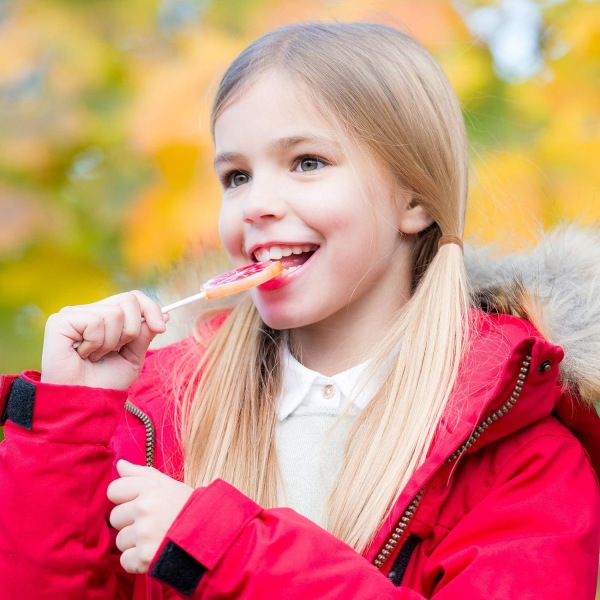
[181,296,284,508]
[327,241,470,550]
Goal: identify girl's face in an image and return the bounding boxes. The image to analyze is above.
[214,72,427,351]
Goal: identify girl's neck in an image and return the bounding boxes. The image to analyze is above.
[289,293,407,377]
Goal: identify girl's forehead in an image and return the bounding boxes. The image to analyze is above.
[213,72,342,145]
[216,71,315,119]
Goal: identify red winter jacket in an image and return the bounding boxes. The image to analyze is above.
[1,311,599,599]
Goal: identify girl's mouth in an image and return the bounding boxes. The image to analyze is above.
[252,244,318,274]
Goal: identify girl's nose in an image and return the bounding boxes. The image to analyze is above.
[242,181,285,224]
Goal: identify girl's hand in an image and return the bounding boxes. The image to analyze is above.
[41,290,168,390]
[107,460,194,575]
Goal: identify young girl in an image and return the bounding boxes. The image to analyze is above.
[1,22,599,599]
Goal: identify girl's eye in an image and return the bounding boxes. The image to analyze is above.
[295,156,326,173]
[226,171,250,188]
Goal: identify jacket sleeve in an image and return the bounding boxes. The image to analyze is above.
[0,372,135,600]
[417,432,600,599]
[147,478,426,599]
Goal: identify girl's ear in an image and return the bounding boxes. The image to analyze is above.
[397,195,435,235]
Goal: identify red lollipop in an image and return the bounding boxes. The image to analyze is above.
[161,260,284,311]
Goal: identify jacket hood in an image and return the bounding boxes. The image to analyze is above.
[465,224,600,407]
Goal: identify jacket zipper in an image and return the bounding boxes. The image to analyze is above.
[125,400,156,467]
[373,490,423,568]
[372,353,532,573]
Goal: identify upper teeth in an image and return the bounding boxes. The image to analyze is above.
[254,244,316,262]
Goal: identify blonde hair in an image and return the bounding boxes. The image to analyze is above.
[181,22,471,552]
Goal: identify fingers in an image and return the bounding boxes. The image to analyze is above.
[115,525,136,553]
[115,524,153,575]
[106,291,169,364]
[107,461,194,577]
[129,290,166,332]
[116,459,151,478]
[120,546,150,575]
[57,291,167,360]
[41,291,169,388]
[108,461,161,576]
[107,461,159,506]
[109,500,135,531]
[107,463,146,506]
[61,306,125,361]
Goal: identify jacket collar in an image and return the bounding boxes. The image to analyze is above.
[431,311,566,462]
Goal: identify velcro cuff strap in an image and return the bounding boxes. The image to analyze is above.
[150,541,207,596]
[1,376,36,429]
[168,480,263,570]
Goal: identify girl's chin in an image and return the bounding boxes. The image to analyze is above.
[255,311,295,331]
[254,305,310,331]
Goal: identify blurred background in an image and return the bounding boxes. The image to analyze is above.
[1,0,599,375]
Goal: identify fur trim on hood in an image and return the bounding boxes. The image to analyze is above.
[153,225,600,406]
[466,224,600,406]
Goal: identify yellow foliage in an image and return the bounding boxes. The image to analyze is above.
[245,0,466,48]
[466,150,547,247]
[127,26,243,154]
[2,2,113,93]
[441,43,495,103]
[122,170,221,274]
[0,246,116,312]
[552,2,600,62]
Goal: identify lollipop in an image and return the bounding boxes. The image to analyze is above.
[161,260,283,312]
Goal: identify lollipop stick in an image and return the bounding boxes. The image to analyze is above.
[160,290,207,313]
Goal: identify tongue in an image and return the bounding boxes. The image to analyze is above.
[279,252,313,269]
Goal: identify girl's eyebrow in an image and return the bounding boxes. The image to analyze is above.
[213,135,341,168]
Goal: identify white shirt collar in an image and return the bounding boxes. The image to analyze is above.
[278,347,378,421]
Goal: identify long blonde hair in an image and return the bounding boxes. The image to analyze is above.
[180,22,471,552]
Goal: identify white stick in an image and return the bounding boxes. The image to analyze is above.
[160,289,207,313]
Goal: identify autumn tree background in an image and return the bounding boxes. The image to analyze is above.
[1,0,599,375]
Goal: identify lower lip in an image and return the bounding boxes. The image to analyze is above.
[257,252,317,291]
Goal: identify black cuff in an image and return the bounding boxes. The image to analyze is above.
[2,377,36,430]
[151,541,207,596]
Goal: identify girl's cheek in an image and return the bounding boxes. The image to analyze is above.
[218,206,235,239]
[218,211,243,260]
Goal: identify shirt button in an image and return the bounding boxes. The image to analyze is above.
[322,384,336,399]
